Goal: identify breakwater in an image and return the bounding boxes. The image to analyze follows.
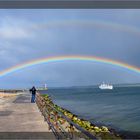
[36,93,121,139]
[0,89,23,93]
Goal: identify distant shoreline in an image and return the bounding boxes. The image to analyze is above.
[45,83,140,89]
[0,89,23,93]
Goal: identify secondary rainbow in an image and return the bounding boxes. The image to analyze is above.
[34,19,140,36]
[0,55,140,78]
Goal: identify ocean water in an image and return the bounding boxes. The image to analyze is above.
[39,85,140,133]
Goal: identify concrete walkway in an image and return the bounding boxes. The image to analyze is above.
[0,92,55,139]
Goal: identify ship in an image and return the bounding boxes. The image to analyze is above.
[99,82,113,90]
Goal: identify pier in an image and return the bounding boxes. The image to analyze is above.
[0,92,54,139]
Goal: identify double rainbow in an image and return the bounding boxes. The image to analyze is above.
[0,18,139,78]
[0,55,140,78]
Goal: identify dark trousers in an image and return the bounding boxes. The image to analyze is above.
[31,94,36,103]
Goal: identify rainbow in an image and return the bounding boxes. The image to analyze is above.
[33,19,140,36]
[0,55,140,78]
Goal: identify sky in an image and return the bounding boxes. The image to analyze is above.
[0,9,140,88]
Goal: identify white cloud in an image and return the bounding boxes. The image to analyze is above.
[0,26,30,39]
[0,17,34,40]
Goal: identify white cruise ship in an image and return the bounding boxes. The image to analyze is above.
[99,82,113,90]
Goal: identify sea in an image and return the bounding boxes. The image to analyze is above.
[39,85,140,136]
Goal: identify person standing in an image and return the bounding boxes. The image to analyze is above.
[30,86,36,103]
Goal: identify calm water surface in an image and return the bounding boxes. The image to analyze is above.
[40,86,140,132]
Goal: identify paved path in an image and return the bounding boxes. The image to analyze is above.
[0,92,55,139]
